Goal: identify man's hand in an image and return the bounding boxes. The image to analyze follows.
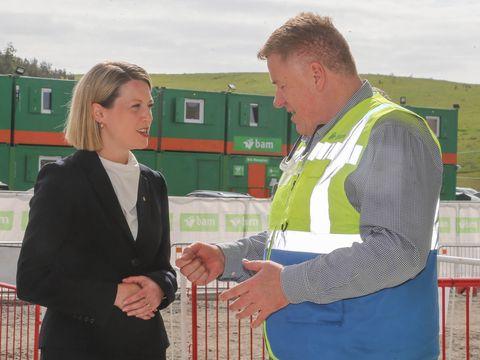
[120,276,164,320]
[219,259,289,328]
[175,242,225,285]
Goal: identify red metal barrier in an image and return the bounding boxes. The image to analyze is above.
[438,278,480,360]
[190,281,266,360]
[0,282,41,360]
[189,278,480,360]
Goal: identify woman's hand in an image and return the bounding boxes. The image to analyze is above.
[121,276,164,320]
[114,283,141,309]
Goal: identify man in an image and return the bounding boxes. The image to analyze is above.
[177,12,442,359]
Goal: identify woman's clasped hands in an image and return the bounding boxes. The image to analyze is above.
[114,276,164,320]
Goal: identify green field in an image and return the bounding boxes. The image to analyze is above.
[149,72,480,190]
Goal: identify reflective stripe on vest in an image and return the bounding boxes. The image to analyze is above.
[270,230,362,253]
[310,103,398,233]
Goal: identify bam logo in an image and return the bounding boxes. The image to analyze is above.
[226,214,262,232]
[234,136,281,153]
[243,138,254,150]
[439,217,450,234]
[456,217,480,234]
[327,132,346,142]
[180,213,218,232]
[0,211,14,231]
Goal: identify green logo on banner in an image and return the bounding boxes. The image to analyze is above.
[21,211,29,231]
[439,217,450,234]
[169,212,173,228]
[0,211,14,231]
[226,214,262,232]
[180,213,219,232]
[234,136,281,153]
[456,217,480,234]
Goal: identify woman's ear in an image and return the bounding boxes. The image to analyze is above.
[91,103,105,126]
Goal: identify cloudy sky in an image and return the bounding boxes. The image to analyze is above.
[2,0,479,84]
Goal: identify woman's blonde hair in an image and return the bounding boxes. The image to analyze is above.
[64,61,151,150]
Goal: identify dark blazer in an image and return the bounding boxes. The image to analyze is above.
[16,150,177,359]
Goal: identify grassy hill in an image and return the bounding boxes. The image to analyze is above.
[150,73,480,190]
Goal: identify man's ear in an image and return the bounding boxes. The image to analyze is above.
[310,62,326,91]
[91,103,105,125]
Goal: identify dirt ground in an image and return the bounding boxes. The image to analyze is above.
[2,288,479,360]
[161,288,480,360]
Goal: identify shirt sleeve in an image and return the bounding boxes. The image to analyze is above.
[216,231,269,282]
[280,114,443,304]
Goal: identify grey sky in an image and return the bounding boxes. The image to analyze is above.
[2,0,479,84]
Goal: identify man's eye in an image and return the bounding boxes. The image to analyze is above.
[132,104,140,109]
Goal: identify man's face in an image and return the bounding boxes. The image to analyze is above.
[267,53,323,136]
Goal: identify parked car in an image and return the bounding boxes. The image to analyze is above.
[186,190,253,198]
[455,187,480,201]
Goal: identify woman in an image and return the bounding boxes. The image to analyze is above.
[16,61,177,360]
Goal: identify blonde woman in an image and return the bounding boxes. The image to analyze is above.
[17,61,176,360]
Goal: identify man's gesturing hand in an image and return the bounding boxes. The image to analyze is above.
[175,242,225,285]
[219,259,289,328]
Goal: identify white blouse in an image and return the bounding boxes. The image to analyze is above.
[99,152,140,240]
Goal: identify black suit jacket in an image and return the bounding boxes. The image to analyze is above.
[16,150,177,359]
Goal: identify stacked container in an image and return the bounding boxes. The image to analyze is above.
[8,77,76,190]
[226,93,287,156]
[157,152,223,196]
[154,88,226,196]
[156,88,226,153]
[407,105,459,200]
[223,93,287,197]
[0,76,13,187]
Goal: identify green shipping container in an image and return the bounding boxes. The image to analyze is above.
[13,77,75,146]
[133,150,157,169]
[287,113,299,153]
[226,93,287,156]
[156,88,226,153]
[406,105,458,201]
[0,144,10,187]
[157,152,222,196]
[441,164,457,201]
[406,105,458,162]
[223,155,282,198]
[10,145,75,190]
[0,75,13,144]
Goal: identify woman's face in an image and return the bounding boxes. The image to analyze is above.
[96,79,153,156]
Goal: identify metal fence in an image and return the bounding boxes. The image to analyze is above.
[0,282,41,360]
[3,251,480,360]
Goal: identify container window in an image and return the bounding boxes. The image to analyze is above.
[249,104,259,127]
[38,156,61,170]
[184,99,204,124]
[425,116,440,137]
[41,88,52,114]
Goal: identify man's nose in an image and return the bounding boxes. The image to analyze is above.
[273,92,285,109]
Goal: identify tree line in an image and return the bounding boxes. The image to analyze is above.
[0,43,74,80]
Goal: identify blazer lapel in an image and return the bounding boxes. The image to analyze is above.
[135,167,162,263]
[74,151,136,247]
